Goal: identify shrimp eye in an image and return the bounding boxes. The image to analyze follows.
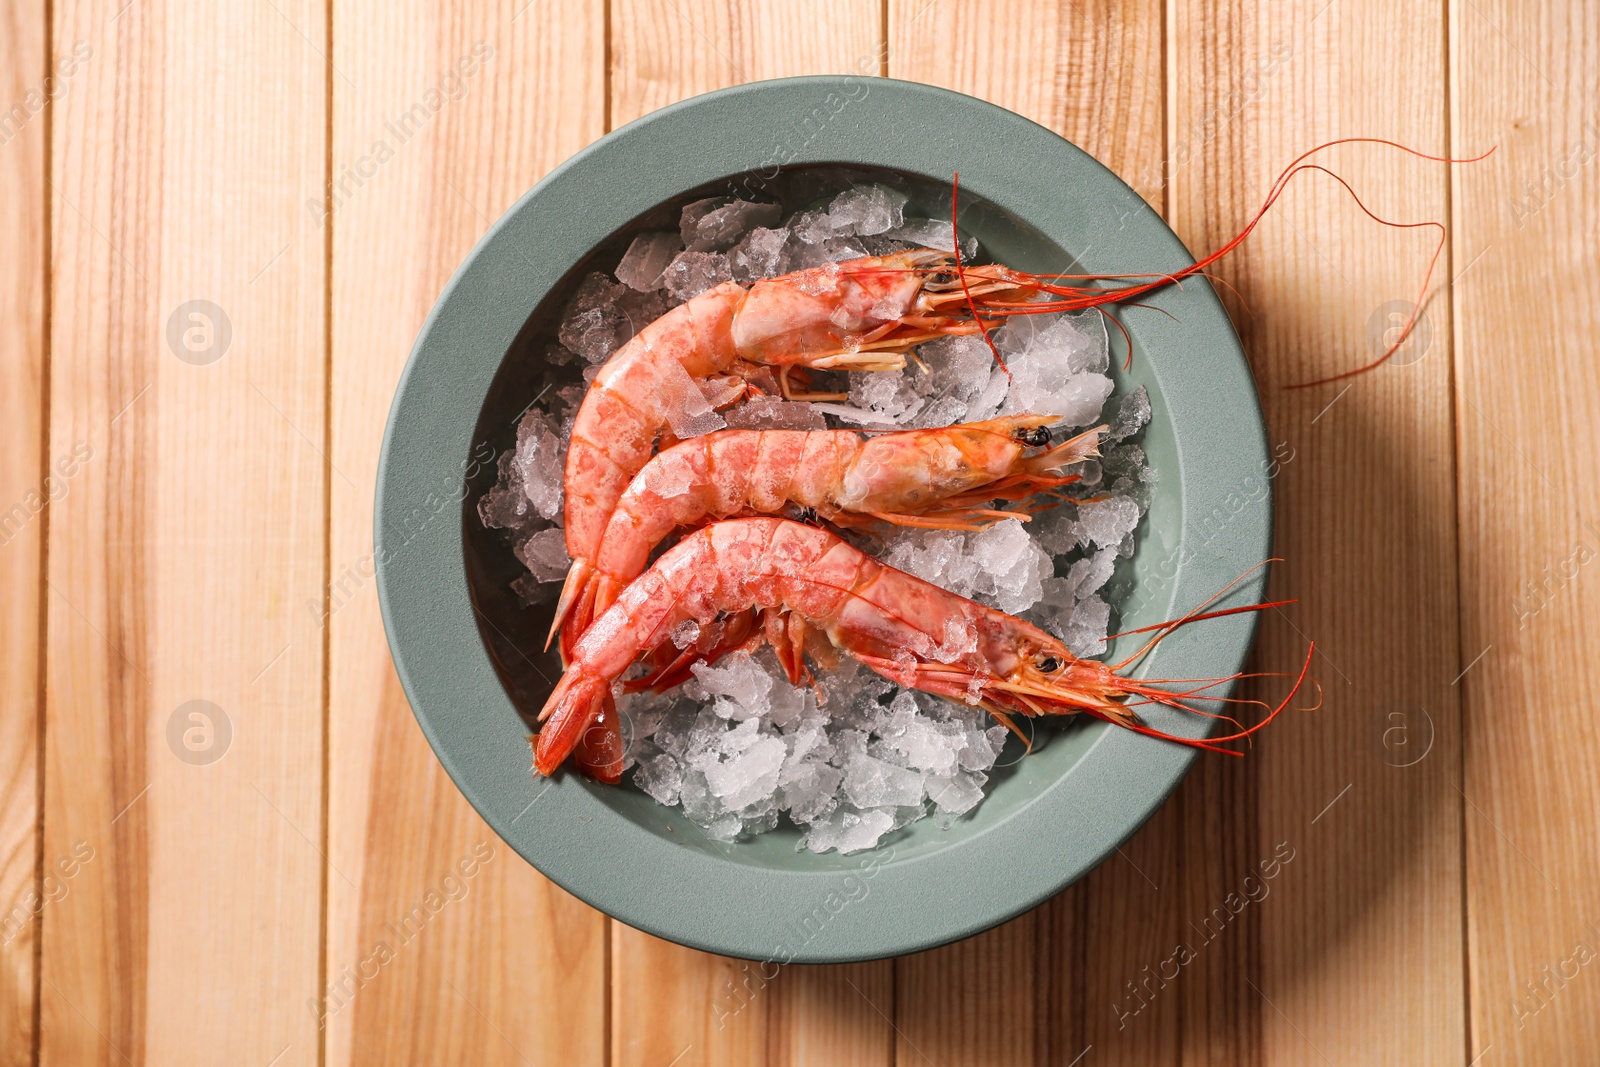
[1035,655,1062,674]
[1013,426,1051,447]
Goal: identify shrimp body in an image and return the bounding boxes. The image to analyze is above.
[581,417,1101,627]
[535,519,1310,780]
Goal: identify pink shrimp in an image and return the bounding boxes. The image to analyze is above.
[534,518,1313,782]
[561,416,1101,647]
[553,138,1485,663]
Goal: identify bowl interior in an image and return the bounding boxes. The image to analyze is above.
[463,162,1181,870]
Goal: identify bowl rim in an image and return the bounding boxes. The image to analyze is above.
[376,75,1271,963]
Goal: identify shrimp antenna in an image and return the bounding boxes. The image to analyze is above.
[1096,641,1317,756]
[1111,558,1286,673]
[951,139,1493,382]
[950,173,1011,381]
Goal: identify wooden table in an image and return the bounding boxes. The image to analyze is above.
[3,1,1596,1063]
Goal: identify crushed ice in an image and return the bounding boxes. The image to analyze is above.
[480,182,1156,852]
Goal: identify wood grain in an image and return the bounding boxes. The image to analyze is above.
[1168,1,1465,1063]
[10,1,1600,1063]
[40,1,329,1065]
[887,3,1174,1065]
[0,2,46,1062]
[1451,2,1600,1063]
[326,2,608,1065]
[888,0,1166,205]
[611,0,884,128]
[608,5,893,1067]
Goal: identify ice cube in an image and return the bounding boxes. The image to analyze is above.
[558,273,631,364]
[803,806,895,855]
[826,185,907,236]
[679,197,730,248]
[764,674,810,730]
[927,769,987,815]
[962,362,1012,423]
[617,689,677,744]
[843,754,926,809]
[910,395,970,429]
[477,451,531,530]
[1031,504,1084,556]
[881,218,977,258]
[1066,547,1117,600]
[881,694,965,776]
[640,448,699,500]
[777,761,842,825]
[651,704,700,760]
[689,651,773,716]
[669,619,701,649]
[918,334,994,404]
[1078,497,1141,550]
[688,200,782,252]
[515,527,570,583]
[971,518,1048,614]
[704,734,786,810]
[787,235,869,270]
[885,218,953,250]
[846,369,922,425]
[787,208,833,245]
[614,288,673,348]
[513,408,565,522]
[994,314,1115,426]
[662,250,734,302]
[729,226,790,284]
[830,728,872,768]
[1062,593,1112,657]
[724,396,827,430]
[634,750,684,806]
[858,233,916,256]
[950,722,1007,773]
[810,402,899,429]
[1102,443,1151,496]
[615,231,683,290]
[1106,385,1152,442]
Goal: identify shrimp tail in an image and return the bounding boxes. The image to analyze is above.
[533,668,612,777]
[547,559,597,660]
[572,701,625,784]
[1023,425,1104,476]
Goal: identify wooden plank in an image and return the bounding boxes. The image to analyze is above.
[0,2,47,1062]
[611,0,883,129]
[886,3,1172,1065]
[325,1,608,1065]
[608,4,890,1066]
[39,1,328,1064]
[1451,2,1600,1063]
[1167,2,1464,1063]
[886,0,1166,206]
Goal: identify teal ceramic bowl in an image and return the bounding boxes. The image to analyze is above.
[376,77,1270,962]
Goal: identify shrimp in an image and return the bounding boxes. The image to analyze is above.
[558,416,1101,648]
[534,518,1314,781]
[556,248,989,661]
[554,238,1142,657]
